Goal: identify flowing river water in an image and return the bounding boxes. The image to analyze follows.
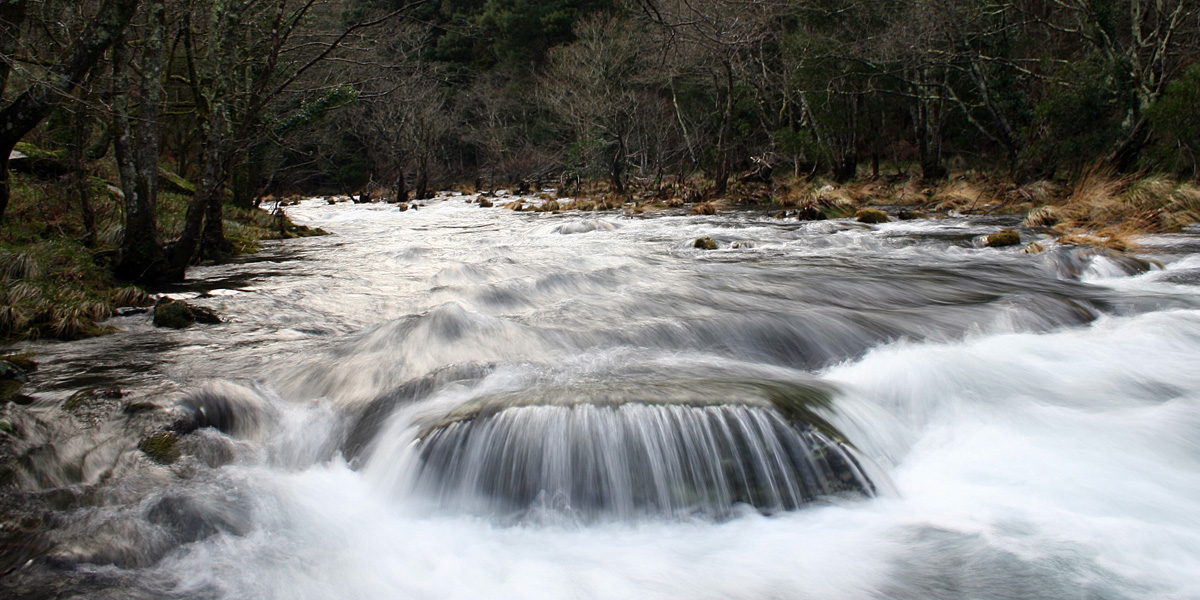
[5,194,1200,599]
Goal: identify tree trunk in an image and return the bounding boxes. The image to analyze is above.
[72,96,96,245]
[0,0,29,99]
[395,157,407,204]
[114,1,170,282]
[714,59,734,196]
[414,155,429,200]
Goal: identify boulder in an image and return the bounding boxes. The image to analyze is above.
[693,237,718,250]
[854,208,890,224]
[985,229,1021,247]
[153,299,221,329]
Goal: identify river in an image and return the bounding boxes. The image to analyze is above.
[4,193,1200,599]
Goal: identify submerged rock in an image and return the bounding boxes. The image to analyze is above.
[137,432,180,465]
[1,354,37,404]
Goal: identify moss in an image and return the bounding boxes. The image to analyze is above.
[153,300,194,329]
[62,389,92,412]
[0,353,37,375]
[157,166,196,195]
[122,402,159,415]
[152,299,220,328]
[855,208,890,223]
[693,237,718,250]
[138,432,181,465]
[0,419,12,433]
[1,379,23,402]
[985,229,1021,247]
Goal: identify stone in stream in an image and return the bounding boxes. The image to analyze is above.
[985,229,1021,247]
[152,299,221,329]
[693,237,718,250]
[855,208,890,223]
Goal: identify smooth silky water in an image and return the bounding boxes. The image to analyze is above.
[6,194,1200,599]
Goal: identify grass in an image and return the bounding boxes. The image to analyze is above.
[2,172,319,342]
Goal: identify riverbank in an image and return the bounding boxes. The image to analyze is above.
[0,173,325,342]
[485,168,1199,252]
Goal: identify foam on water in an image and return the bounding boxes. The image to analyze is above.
[12,196,1200,599]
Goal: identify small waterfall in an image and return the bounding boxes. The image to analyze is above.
[409,402,875,521]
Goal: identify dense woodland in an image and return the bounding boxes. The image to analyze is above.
[1,0,1199,287]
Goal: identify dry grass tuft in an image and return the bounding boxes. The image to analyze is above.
[0,250,41,280]
[690,198,731,215]
[111,286,154,307]
[932,180,992,212]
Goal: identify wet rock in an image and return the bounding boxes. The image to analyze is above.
[985,229,1021,247]
[152,299,221,329]
[898,209,928,220]
[796,205,827,221]
[61,388,125,427]
[171,383,265,437]
[137,432,180,465]
[731,241,755,249]
[146,493,252,545]
[410,204,419,211]
[397,203,408,211]
[62,388,123,412]
[693,237,718,250]
[855,208,890,224]
[122,402,159,416]
[1022,241,1046,254]
[1,354,37,405]
[478,198,493,208]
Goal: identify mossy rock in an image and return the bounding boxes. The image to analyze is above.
[1,379,23,403]
[0,355,37,381]
[11,142,69,177]
[897,209,928,220]
[693,237,718,250]
[0,419,12,434]
[985,229,1021,247]
[158,166,196,195]
[123,402,159,415]
[153,300,195,328]
[138,432,181,464]
[153,299,221,329]
[855,208,890,224]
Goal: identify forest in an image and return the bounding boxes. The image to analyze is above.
[1,0,1199,333]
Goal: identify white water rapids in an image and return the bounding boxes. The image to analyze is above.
[8,194,1200,599]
